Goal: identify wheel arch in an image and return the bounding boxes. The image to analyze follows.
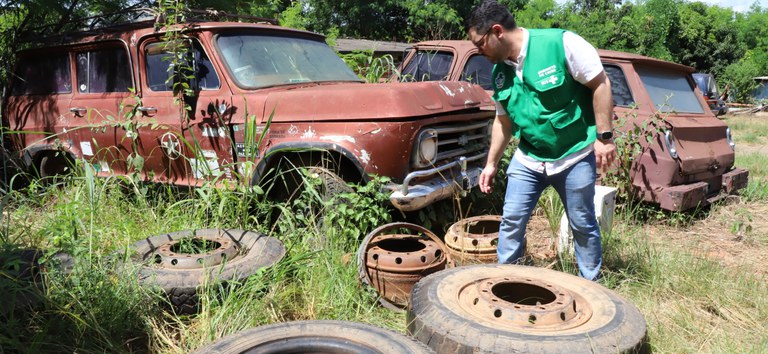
[251,142,369,186]
[22,144,77,172]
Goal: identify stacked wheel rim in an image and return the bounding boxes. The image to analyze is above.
[357,222,452,309]
[445,215,500,265]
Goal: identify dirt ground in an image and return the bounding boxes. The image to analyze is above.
[522,198,768,277]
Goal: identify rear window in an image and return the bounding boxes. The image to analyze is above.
[401,50,453,82]
[11,52,71,95]
[636,66,705,114]
[604,64,634,107]
[460,54,493,90]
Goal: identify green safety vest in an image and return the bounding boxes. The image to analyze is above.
[491,28,596,161]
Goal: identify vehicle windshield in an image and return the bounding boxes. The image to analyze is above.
[401,50,453,82]
[637,66,705,114]
[217,33,362,89]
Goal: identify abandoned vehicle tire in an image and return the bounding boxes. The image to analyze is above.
[191,320,435,354]
[306,166,354,202]
[130,229,285,314]
[407,265,647,353]
[36,151,74,180]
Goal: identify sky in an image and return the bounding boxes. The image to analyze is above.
[554,0,767,13]
[687,0,766,12]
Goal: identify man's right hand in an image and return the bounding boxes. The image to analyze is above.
[479,165,497,194]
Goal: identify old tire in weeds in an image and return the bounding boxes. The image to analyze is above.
[407,265,646,353]
[131,229,285,315]
[191,320,435,354]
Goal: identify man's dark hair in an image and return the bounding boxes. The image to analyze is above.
[465,0,517,33]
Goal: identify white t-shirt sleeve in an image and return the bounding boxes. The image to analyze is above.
[495,100,508,116]
[563,31,603,85]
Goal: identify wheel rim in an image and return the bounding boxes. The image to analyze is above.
[457,276,593,331]
[148,235,240,269]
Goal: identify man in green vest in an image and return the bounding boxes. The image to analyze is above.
[466,0,616,281]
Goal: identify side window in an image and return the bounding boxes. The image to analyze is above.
[460,55,493,90]
[401,50,453,82]
[76,46,132,93]
[11,53,71,95]
[145,40,220,92]
[603,64,634,107]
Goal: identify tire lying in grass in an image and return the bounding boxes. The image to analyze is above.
[190,320,435,354]
[0,248,45,314]
[130,229,285,315]
[407,265,647,353]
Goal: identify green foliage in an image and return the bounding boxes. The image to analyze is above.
[339,51,400,83]
[601,107,663,207]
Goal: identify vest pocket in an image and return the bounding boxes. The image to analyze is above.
[547,104,584,130]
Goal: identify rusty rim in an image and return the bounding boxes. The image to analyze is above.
[457,276,593,331]
[357,222,453,309]
[150,235,239,269]
[445,215,500,253]
[366,234,446,272]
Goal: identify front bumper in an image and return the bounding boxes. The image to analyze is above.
[388,153,487,211]
[656,168,749,211]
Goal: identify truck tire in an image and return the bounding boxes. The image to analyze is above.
[407,265,647,354]
[130,229,285,315]
[191,320,435,354]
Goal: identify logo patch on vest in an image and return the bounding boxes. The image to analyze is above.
[539,75,560,87]
[495,72,506,89]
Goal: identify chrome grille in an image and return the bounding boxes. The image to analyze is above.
[431,120,490,162]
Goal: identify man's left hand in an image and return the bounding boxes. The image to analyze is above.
[594,139,617,172]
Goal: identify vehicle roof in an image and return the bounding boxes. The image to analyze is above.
[411,40,479,52]
[597,49,694,72]
[18,20,324,51]
[410,40,694,73]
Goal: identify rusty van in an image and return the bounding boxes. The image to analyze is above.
[1,12,494,211]
[398,41,748,211]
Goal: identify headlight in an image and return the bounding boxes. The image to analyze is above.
[664,130,678,159]
[413,129,438,168]
[726,127,735,151]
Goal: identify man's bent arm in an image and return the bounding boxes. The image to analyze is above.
[479,114,513,193]
[585,71,617,170]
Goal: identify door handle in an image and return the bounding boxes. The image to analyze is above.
[69,107,87,116]
[137,106,158,115]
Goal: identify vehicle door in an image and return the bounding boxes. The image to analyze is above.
[69,42,136,176]
[137,37,234,186]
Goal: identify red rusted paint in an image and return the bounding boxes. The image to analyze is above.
[3,21,493,211]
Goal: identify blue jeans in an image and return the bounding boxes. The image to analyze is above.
[498,153,602,281]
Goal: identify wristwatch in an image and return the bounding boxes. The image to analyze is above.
[597,131,613,142]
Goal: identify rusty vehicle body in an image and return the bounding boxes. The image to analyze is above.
[398,41,748,211]
[2,16,494,211]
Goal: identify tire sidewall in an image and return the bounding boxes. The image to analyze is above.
[131,229,285,291]
[407,265,646,353]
